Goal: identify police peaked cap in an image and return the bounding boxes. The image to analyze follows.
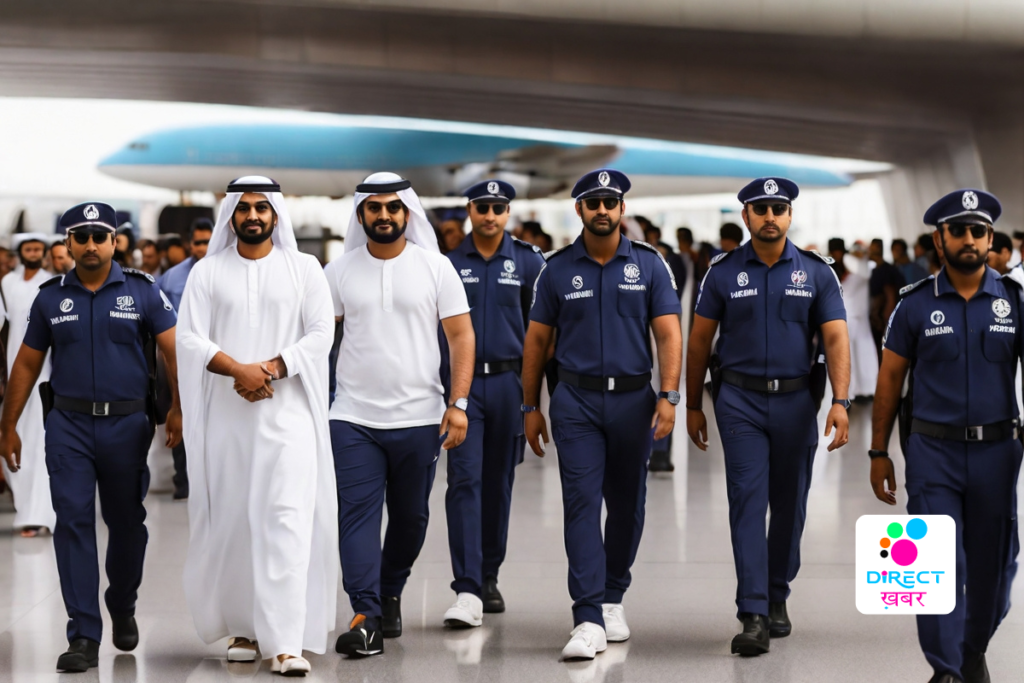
[737,177,799,204]
[464,179,516,203]
[59,202,118,233]
[571,169,631,200]
[923,189,1002,226]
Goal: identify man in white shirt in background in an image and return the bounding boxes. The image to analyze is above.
[326,172,475,658]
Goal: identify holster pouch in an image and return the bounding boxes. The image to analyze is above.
[38,381,54,423]
[709,354,722,403]
[809,347,828,412]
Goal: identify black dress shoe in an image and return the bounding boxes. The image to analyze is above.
[111,613,139,652]
[482,576,505,614]
[56,638,99,672]
[961,650,990,683]
[172,486,189,500]
[768,601,791,638]
[381,596,402,638]
[928,674,964,683]
[731,613,770,656]
[648,450,674,473]
[335,615,383,657]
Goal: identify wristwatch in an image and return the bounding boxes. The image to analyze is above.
[658,391,681,406]
[521,404,538,413]
[452,398,469,412]
[869,449,890,460]
[832,397,852,410]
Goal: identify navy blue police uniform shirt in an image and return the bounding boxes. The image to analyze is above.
[23,263,177,403]
[695,239,846,378]
[447,233,546,362]
[530,234,681,377]
[883,267,1020,426]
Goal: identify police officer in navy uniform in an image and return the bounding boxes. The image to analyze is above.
[523,168,682,660]
[0,202,181,673]
[443,180,545,625]
[871,189,1021,683]
[686,177,851,656]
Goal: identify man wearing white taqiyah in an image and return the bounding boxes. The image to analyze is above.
[326,172,475,657]
[177,176,337,677]
[0,233,57,537]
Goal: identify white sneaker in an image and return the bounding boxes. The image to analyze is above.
[443,592,483,628]
[602,603,630,642]
[561,622,607,661]
[271,655,310,677]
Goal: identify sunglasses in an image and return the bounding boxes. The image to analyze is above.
[582,197,620,211]
[364,200,406,214]
[69,229,112,245]
[750,203,790,217]
[473,203,507,216]
[945,222,990,239]
[192,239,210,246]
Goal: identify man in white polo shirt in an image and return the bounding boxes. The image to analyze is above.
[326,172,475,658]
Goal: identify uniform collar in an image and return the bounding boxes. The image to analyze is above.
[740,238,797,265]
[934,266,1004,298]
[455,232,514,261]
[571,231,631,262]
[63,261,125,292]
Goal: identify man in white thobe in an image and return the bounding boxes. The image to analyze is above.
[177,176,337,677]
[829,238,878,399]
[0,233,56,536]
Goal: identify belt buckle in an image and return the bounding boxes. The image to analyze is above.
[483,362,490,375]
[966,425,983,441]
[607,377,616,391]
[93,402,109,417]
[767,379,780,393]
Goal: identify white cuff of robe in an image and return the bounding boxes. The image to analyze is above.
[279,347,298,379]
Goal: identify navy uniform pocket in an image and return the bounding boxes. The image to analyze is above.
[780,294,812,323]
[617,289,646,318]
[918,334,960,361]
[109,319,139,345]
[51,321,83,344]
[726,297,754,324]
[497,282,520,307]
[982,330,1014,362]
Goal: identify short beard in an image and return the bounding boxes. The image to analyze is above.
[20,257,43,270]
[752,223,784,244]
[233,218,275,245]
[583,213,620,237]
[941,233,988,274]
[363,218,408,244]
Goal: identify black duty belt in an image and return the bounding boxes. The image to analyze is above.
[475,358,522,376]
[911,418,1019,443]
[721,370,809,394]
[558,368,651,393]
[54,395,147,417]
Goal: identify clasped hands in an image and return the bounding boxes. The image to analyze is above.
[232,358,286,402]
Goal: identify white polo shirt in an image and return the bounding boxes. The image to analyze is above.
[325,242,470,429]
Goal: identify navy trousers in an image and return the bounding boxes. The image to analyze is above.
[332,420,441,619]
[904,433,1023,680]
[44,409,152,644]
[445,371,525,597]
[713,382,818,618]
[549,383,656,627]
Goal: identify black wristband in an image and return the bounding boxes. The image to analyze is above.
[868,449,890,460]
[686,405,702,411]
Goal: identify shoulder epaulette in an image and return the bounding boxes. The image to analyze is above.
[512,236,543,254]
[709,250,733,266]
[630,239,661,255]
[123,267,156,284]
[632,240,678,290]
[796,246,835,265]
[544,243,573,261]
[1002,265,1024,291]
[39,275,62,289]
[899,276,933,298]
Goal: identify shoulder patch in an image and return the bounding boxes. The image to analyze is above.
[630,239,661,255]
[709,250,732,266]
[39,275,62,289]
[899,276,933,298]
[544,243,573,261]
[512,235,543,254]
[796,246,835,265]
[123,267,156,284]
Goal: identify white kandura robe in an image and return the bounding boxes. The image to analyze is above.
[178,246,337,658]
[0,268,56,530]
[842,270,879,398]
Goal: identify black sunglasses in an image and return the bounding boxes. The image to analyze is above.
[364,200,406,214]
[473,203,507,216]
[582,197,620,211]
[192,239,210,246]
[69,229,112,245]
[945,222,990,239]
[750,203,790,217]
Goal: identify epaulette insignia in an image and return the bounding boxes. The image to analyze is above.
[797,247,835,265]
[512,236,543,254]
[123,267,156,284]
[899,276,933,297]
[39,275,62,289]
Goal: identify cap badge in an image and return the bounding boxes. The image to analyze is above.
[84,205,99,220]
[764,179,779,195]
[962,191,979,210]
[487,181,500,195]
[598,171,610,187]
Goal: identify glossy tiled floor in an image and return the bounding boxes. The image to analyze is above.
[2,397,1023,682]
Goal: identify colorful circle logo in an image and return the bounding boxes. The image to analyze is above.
[879,518,927,566]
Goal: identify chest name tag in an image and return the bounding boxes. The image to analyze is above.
[785,288,813,298]
[990,324,1016,333]
[110,311,141,321]
[730,288,757,299]
[619,283,647,291]
[565,290,594,301]
[50,314,78,325]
